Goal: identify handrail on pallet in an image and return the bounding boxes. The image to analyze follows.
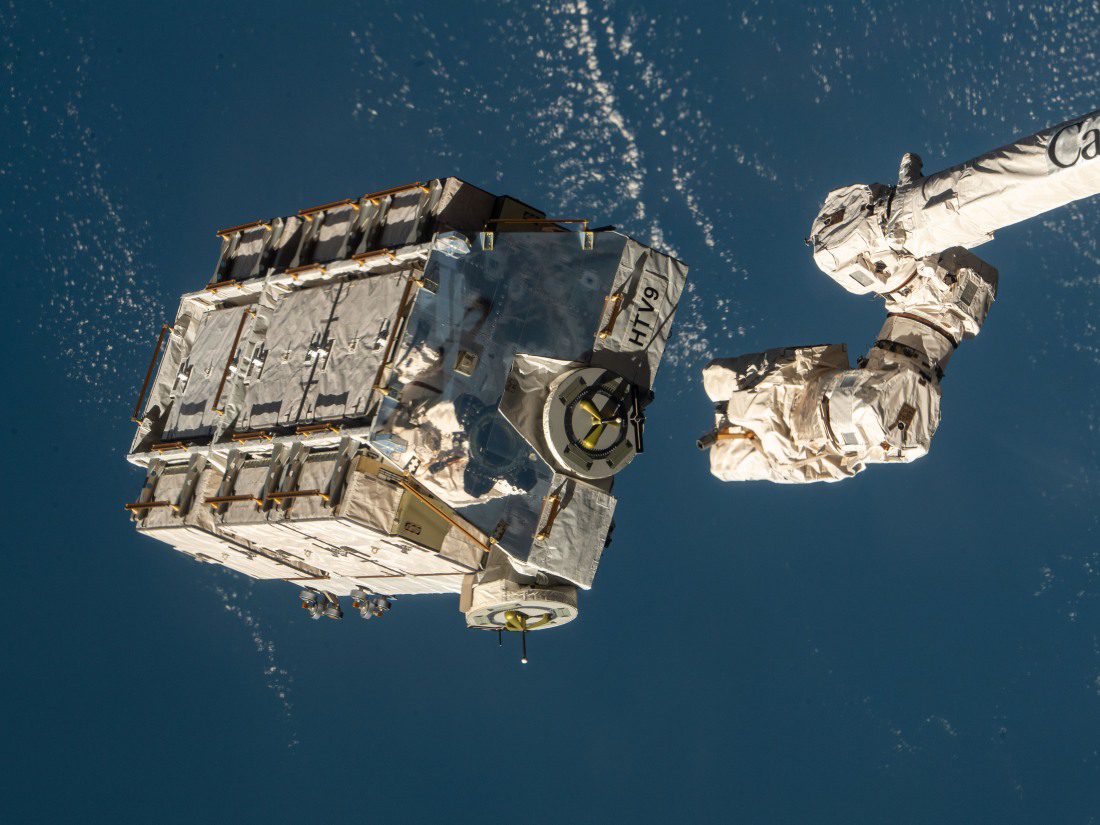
[299,198,360,219]
[295,423,341,435]
[265,489,330,501]
[362,181,430,203]
[231,430,274,443]
[215,220,271,239]
[396,478,490,554]
[204,494,263,509]
[131,323,171,423]
[211,308,250,414]
[597,293,625,340]
[485,217,589,228]
[149,440,188,453]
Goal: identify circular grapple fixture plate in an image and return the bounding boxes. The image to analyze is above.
[542,367,638,480]
[465,583,578,631]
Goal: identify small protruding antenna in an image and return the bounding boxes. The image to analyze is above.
[498,629,503,647]
[521,629,528,664]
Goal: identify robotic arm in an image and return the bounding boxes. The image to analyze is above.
[700,248,996,483]
[702,109,1098,484]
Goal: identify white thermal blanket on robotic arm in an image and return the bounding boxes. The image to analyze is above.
[702,248,996,483]
[810,110,1099,295]
[701,110,1100,484]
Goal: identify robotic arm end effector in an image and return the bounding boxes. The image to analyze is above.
[699,344,941,484]
[699,248,996,484]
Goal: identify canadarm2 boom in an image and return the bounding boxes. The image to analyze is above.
[810,109,1100,295]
